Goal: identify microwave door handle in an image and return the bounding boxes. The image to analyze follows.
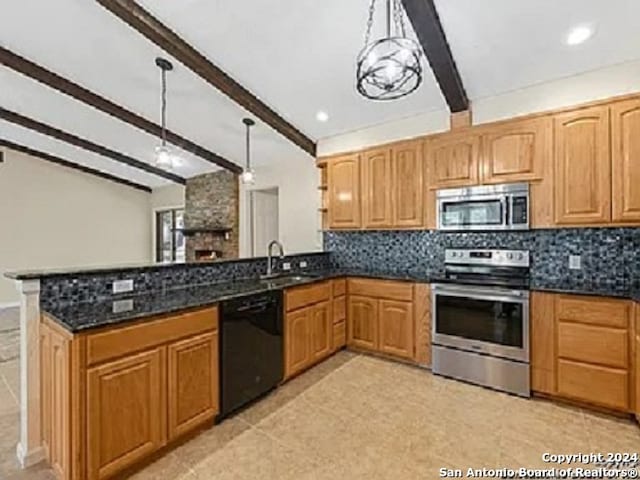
[501,197,509,226]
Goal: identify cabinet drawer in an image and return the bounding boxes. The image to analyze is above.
[333,297,346,323]
[557,359,629,411]
[86,307,218,366]
[285,282,331,312]
[558,322,628,369]
[333,321,346,350]
[556,296,630,328]
[332,279,346,297]
[348,278,413,302]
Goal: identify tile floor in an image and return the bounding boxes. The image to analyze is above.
[0,308,639,479]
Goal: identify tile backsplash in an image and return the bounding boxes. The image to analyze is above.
[39,253,330,308]
[324,228,640,291]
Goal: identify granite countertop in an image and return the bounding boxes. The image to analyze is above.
[42,269,640,333]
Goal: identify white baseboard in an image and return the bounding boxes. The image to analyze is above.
[16,442,46,469]
[0,302,19,310]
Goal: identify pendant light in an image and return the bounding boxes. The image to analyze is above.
[241,118,255,185]
[356,0,423,101]
[154,57,179,169]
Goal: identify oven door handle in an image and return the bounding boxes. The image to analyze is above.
[432,284,528,304]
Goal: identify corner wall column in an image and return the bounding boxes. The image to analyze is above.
[15,279,44,468]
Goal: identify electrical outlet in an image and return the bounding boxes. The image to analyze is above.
[112,279,134,294]
[282,262,291,271]
[112,299,134,313]
[299,261,308,269]
[569,255,582,270]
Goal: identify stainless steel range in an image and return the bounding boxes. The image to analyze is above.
[432,249,530,397]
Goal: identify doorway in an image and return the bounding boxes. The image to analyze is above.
[249,188,279,257]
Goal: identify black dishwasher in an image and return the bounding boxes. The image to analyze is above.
[219,291,283,419]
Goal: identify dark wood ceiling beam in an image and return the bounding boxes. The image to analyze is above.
[0,139,152,192]
[0,46,242,174]
[0,107,186,184]
[95,0,317,157]
[401,0,469,112]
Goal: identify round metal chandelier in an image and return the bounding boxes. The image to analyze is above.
[356,0,423,101]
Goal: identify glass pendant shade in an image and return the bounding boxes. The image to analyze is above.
[155,145,180,169]
[240,168,255,185]
[356,0,423,101]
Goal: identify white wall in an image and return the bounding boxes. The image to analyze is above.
[0,149,152,304]
[317,60,640,156]
[239,156,321,258]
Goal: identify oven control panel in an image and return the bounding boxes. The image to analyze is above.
[445,249,530,267]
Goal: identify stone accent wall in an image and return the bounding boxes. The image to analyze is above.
[185,170,239,261]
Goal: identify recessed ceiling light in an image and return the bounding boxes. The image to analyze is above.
[566,25,593,46]
[316,111,329,122]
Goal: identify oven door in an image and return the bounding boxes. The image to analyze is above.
[432,284,529,362]
[437,195,507,231]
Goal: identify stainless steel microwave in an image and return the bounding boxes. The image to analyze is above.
[436,183,529,231]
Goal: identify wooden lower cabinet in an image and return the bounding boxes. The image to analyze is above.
[378,300,414,359]
[635,303,640,419]
[284,283,333,380]
[40,307,219,480]
[346,279,417,361]
[167,332,219,440]
[87,348,166,480]
[309,301,332,362]
[333,321,346,351]
[531,292,632,412]
[347,295,379,351]
[284,309,311,378]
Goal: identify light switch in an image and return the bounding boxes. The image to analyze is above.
[299,261,308,269]
[569,255,582,270]
[282,262,291,271]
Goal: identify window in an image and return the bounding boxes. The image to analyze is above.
[156,208,185,263]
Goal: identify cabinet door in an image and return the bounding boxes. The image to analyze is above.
[347,295,378,351]
[361,148,392,228]
[87,348,166,480]
[425,134,480,189]
[378,300,414,359]
[309,301,332,362]
[327,154,361,229]
[611,99,640,223]
[554,106,611,225]
[481,117,551,184]
[168,331,218,441]
[392,141,424,227]
[284,309,311,379]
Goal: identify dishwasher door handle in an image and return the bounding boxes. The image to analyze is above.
[234,302,273,313]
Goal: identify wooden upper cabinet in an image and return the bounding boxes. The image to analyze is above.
[87,348,166,480]
[361,148,393,228]
[309,301,332,362]
[327,154,361,229]
[392,140,424,227]
[425,133,480,189]
[378,300,414,360]
[167,331,218,441]
[347,295,378,351]
[554,105,611,225]
[481,117,551,184]
[611,99,640,223]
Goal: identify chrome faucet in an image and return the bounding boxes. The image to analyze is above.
[266,240,285,277]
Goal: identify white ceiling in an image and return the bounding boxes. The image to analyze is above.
[2,0,640,189]
[433,0,640,100]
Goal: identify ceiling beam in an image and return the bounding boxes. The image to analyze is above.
[0,139,152,193]
[401,0,469,113]
[0,107,186,184]
[95,0,317,157]
[0,46,242,174]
